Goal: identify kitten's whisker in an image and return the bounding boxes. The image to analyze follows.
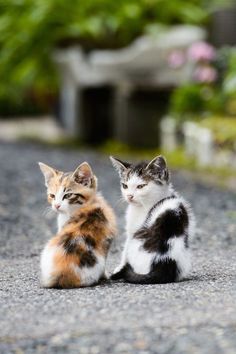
[114,197,126,207]
[42,207,54,217]
[42,207,49,216]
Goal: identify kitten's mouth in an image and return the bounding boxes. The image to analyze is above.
[58,209,66,214]
[53,208,64,214]
[127,199,137,204]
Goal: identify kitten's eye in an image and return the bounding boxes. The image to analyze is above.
[49,193,55,199]
[63,193,73,200]
[137,184,147,189]
[121,183,128,189]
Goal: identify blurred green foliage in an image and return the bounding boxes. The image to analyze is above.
[197,115,236,149]
[170,47,236,119]
[0,0,225,114]
[222,48,236,97]
[170,84,226,120]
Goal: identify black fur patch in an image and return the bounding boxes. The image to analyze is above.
[88,208,107,222]
[68,193,85,205]
[59,233,77,253]
[151,258,179,282]
[80,250,97,267]
[60,232,97,251]
[123,259,179,284]
[134,203,189,254]
[84,235,96,248]
[80,208,107,230]
[59,233,97,268]
[134,226,170,254]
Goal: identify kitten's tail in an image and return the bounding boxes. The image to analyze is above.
[123,260,179,284]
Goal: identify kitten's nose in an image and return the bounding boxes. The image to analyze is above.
[127,195,134,201]
[55,204,61,210]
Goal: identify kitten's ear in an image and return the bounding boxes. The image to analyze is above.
[110,156,130,176]
[72,162,94,187]
[146,155,167,170]
[38,162,58,187]
[146,155,169,181]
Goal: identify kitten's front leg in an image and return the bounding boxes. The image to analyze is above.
[111,236,130,279]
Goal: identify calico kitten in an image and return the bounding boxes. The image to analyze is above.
[39,162,116,288]
[110,155,194,284]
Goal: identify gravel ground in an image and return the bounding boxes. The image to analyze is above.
[0,141,235,354]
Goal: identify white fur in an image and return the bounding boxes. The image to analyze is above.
[126,237,155,274]
[113,202,150,273]
[126,203,149,236]
[167,238,192,279]
[57,213,70,231]
[51,186,69,213]
[49,186,83,231]
[40,243,59,287]
[122,174,169,207]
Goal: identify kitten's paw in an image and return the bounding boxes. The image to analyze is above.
[110,272,122,280]
[113,265,124,274]
[110,265,127,280]
[101,270,109,280]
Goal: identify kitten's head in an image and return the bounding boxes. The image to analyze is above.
[110,155,170,205]
[39,162,97,214]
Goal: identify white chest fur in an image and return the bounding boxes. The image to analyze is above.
[125,204,154,274]
[126,204,148,236]
[57,213,70,231]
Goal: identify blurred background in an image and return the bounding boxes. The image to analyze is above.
[0,0,236,174]
[1,4,236,352]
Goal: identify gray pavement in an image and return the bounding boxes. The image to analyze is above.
[0,142,235,354]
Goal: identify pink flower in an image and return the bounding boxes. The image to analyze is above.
[167,50,185,68]
[188,42,216,62]
[193,66,218,83]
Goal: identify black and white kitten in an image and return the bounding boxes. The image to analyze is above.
[110,155,194,284]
